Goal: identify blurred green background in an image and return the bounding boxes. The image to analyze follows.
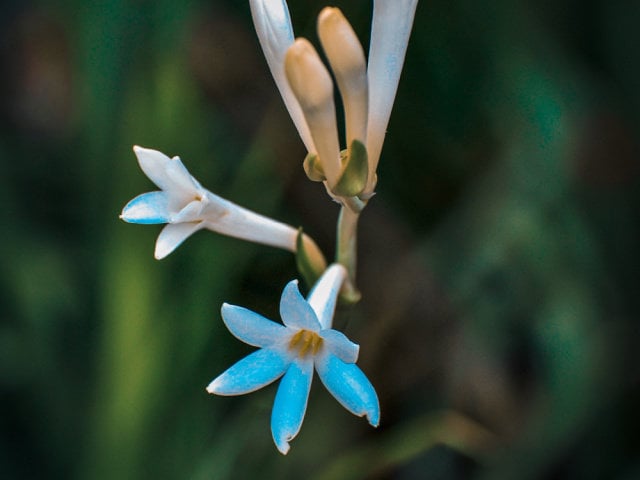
[1,0,639,478]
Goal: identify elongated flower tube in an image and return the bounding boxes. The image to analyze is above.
[249,0,315,154]
[365,0,418,195]
[120,146,326,268]
[207,263,380,454]
[250,0,418,198]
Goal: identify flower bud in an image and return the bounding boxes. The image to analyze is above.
[285,38,341,188]
[318,7,368,147]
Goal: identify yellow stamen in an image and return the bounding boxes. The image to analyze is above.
[288,329,323,358]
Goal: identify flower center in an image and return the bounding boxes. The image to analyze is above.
[288,329,323,358]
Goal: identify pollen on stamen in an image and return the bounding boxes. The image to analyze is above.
[288,329,323,358]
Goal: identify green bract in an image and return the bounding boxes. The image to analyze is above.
[332,139,369,197]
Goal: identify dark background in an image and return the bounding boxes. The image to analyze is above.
[1,0,639,478]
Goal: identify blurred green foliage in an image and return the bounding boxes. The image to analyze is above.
[1,0,639,479]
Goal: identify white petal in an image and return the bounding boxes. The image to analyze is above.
[316,351,380,427]
[318,7,368,146]
[279,280,321,331]
[170,199,205,223]
[221,303,288,348]
[120,191,170,224]
[319,329,359,364]
[207,348,289,396]
[249,0,315,153]
[154,222,202,259]
[365,0,418,194]
[133,146,199,200]
[284,39,342,188]
[271,357,314,454]
[306,264,347,329]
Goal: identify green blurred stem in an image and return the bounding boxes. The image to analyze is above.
[336,205,361,302]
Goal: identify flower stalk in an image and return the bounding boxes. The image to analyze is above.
[336,205,362,303]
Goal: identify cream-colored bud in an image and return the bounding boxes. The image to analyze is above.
[285,39,341,188]
[318,7,368,148]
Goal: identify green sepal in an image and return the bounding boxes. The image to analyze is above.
[331,139,368,197]
[295,228,323,288]
[303,152,326,182]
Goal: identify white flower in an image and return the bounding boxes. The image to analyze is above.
[250,0,418,196]
[207,264,379,454]
[121,146,325,263]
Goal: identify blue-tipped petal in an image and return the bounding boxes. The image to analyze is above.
[121,191,170,224]
[316,352,380,427]
[271,358,314,454]
[280,280,321,331]
[207,348,289,396]
[319,329,359,364]
[221,303,288,348]
[154,222,202,259]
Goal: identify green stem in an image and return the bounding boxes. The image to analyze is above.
[336,205,361,303]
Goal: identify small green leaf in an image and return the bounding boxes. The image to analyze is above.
[296,228,324,287]
[303,152,326,182]
[331,139,368,197]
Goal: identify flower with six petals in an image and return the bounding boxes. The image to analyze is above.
[207,264,380,454]
[121,146,325,266]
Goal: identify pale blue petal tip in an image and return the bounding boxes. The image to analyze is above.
[207,349,288,396]
[121,191,170,224]
[121,214,168,225]
[271,361,313,455]
[274,436,291,455]
[221,303,287,348]
[317,353,380,427]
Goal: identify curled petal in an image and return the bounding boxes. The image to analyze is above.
[271,358,314,454]
[316,352,380,427]
[249,0,315,153]
[120,191,170,224]
[307,264,347,329]
[207,348,289,396]
[365,0,418,194]
[154,222,202,259]
[133,146,199,200]
[221,303,288,348]
[280,280,321,331]
[285,39,341,188]
[319,329,359,364]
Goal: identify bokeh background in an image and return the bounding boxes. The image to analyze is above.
[2,0,639,478]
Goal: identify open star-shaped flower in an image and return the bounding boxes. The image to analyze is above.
[121,146,325,264]
[207,264,380,454]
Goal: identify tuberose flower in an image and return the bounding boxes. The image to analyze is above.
[250,0,418,197]
[207,263,380,454]
[121,146,325,265]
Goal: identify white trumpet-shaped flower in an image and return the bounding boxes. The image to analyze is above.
[121,146,325,263]
[250,0,418,197]
[207,264,379,454]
